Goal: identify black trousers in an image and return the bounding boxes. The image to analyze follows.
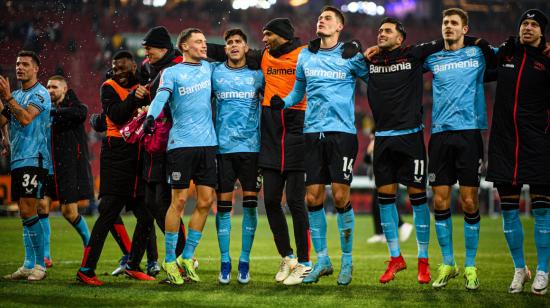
[126,181,187,268]
[82,194,152,270]
[109,215,157,262]
[263,168,310,263]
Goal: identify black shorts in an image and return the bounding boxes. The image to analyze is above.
[373,131,427,188]
[166,146,217,189]
[217,152,261,194]
[304,132,358,186]
[44,174,58,200]
[51,172,91,204]
[428,129,483,187]
[11,167,47,201]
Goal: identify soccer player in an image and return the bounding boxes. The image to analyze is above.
[207,18,311,284]
[486,9,550,295]
[270,6,368,285]
[423,8,489,290]
[212,28,264,284]
[0,50,51,281]
[145,28,216,284]
[77,50,155,285]
[355,17,447,284]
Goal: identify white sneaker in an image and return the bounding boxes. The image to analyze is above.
[509,266,531,293]
[27,265,47,281]
[367,234,386,244]
[275,256,297,282]
[283,263,312,285]
[3,267,32,280]
[532,270,548,295]
[399,223,413,242]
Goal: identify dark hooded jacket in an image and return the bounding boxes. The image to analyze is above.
[50,89,93,201]
[487,36,550,185]
[140,48,182,182]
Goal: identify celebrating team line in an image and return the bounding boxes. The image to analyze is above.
[0,5,548,295]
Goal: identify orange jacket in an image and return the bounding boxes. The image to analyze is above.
[102,79,138,138]
[261,46,307,111]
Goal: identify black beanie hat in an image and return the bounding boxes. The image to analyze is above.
[519,9,548,34]
[263,18,294,40]
[142,26,173,49]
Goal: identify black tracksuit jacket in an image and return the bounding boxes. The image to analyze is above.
[487,37,550,185]
[140,49,182,183]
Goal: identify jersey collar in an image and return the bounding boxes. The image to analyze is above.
[224,62,246,70]
[22,81,39,92]
[319,42,342,52]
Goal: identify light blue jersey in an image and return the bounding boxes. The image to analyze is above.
[424,46,487,134]
[147,61,217,150]
[284,42,369,134]
[9,82,51,171]
[212,62,264,154]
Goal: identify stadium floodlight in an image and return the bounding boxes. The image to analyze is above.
[347,2,359,13]
[142,0,167,7]
[340,1,385,15]
[232,0,276,10]
[289,0,308,6]
[365,2,377,15]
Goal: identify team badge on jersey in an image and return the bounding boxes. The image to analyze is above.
[172,171,181,181]
[466,47,477,57]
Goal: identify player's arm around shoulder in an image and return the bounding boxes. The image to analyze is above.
[348,49,369,83]
[413,38,444,60]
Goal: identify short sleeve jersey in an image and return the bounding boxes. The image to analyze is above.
[424,46,487,133]
[157,61,217,150]
[211,62,264,154]
[295,42,368,134]
[9,82,52,171]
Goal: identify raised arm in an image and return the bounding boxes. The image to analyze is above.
[51,90,88,126]
[0,76,43,126]
[101,85,145,125]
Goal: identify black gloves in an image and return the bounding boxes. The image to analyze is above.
[142,115,155,135]
[463,35,478,46]
[89,113,107,133]
[342,40,362,59]
[269,95,285,110]
[308,38,321,53]
[246,54,261,70]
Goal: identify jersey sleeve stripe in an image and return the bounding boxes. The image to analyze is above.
[28,102,44,112]
[158,87,173,93]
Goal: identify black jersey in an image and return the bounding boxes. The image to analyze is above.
[367,41,442,132]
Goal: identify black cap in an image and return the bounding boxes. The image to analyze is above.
[142,26,173,49]
[519,9,548,34]
[263,18,294,41]
[113,50,134,61]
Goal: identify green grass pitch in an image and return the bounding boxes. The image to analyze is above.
[0,214,546,307]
